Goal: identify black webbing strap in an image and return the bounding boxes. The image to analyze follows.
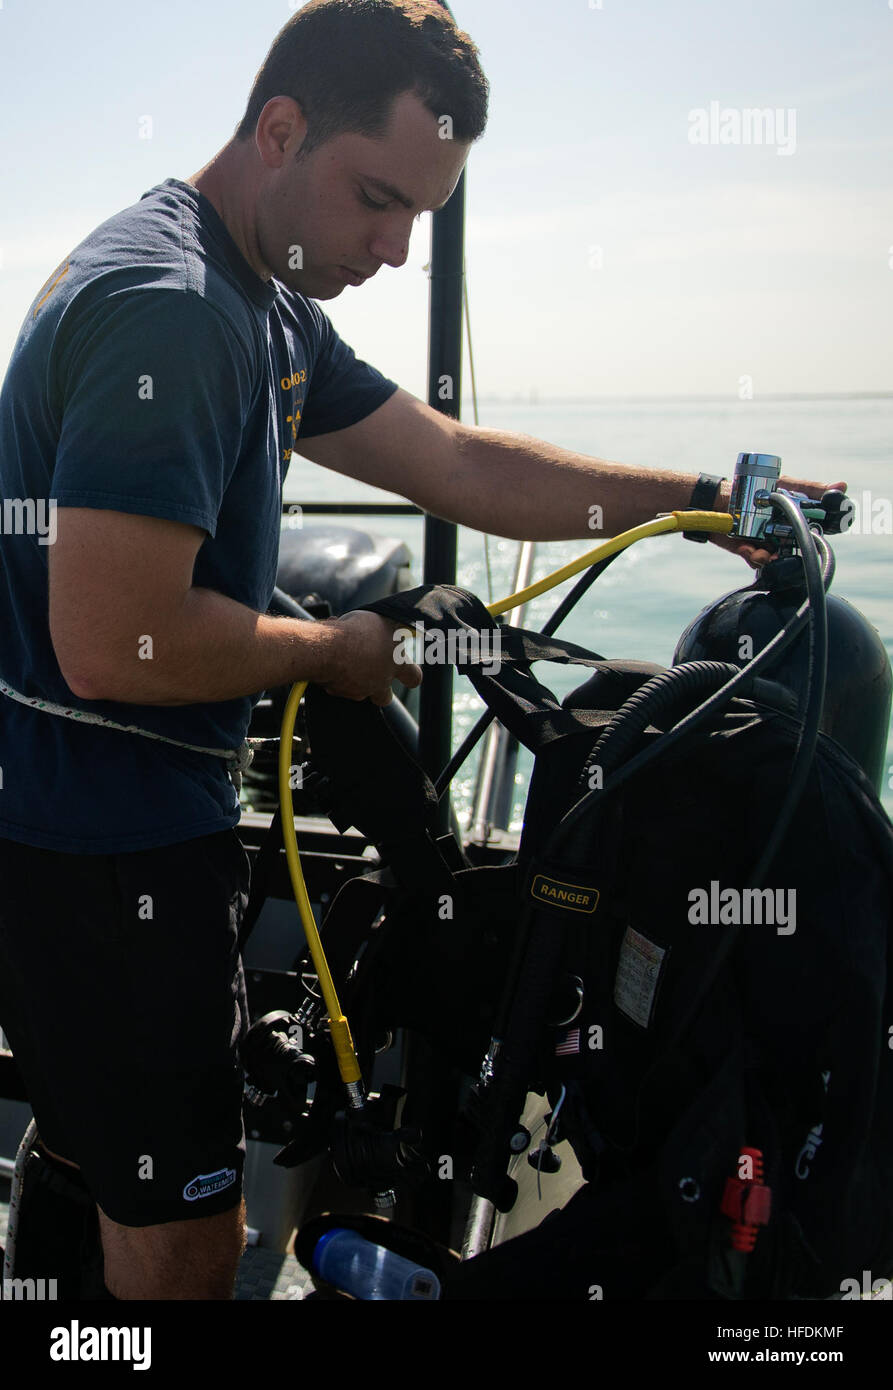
[361,584,620,756]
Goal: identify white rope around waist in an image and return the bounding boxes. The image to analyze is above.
[0,678,274,793]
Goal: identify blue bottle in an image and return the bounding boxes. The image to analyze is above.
[312,1228,441,1300]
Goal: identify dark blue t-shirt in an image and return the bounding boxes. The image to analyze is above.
[0,178,398,852]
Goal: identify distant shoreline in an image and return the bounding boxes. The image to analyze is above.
[474,393,893,405]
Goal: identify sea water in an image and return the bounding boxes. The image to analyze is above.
[285,394,893,828]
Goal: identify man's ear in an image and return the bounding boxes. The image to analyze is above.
[255,96,310,168]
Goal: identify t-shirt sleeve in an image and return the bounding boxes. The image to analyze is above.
[298,308,399,439]
[52,289,256,538]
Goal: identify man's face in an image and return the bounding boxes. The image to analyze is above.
[255,89,470,299]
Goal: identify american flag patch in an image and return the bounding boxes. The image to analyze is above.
[555,1028,581,1056]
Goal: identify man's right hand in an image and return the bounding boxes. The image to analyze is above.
[320,610,423,707]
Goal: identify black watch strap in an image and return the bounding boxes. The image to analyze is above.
[683,473,726,542]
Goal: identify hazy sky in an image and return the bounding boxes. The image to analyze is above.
[1,0,891,400]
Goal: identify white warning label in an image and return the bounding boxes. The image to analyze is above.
[613,926,666,1028]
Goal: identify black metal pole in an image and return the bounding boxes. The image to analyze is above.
[398,4,468,1250]
[420,168,465,827]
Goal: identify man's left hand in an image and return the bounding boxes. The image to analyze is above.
[709,477,847,570]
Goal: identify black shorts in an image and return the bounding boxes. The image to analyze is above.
[0,828,250,1226]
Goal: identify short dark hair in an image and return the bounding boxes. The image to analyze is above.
[234,0,489,155]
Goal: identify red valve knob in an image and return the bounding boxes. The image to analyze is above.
[720,1146,772,1252]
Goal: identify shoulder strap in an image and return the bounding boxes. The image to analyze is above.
[302,685,458,898]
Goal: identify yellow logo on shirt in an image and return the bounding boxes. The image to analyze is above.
[32,258,71,318]
[280,370,306,463]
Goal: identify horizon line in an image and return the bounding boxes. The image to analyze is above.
[472,391,893,404]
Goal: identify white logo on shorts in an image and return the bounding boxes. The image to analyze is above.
[183,1167,236,1201]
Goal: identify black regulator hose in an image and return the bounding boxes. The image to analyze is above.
[814,530,836,590]
[587,660,742,779]
[747,492,828,883]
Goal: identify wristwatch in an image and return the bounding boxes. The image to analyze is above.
[683,473,726,542]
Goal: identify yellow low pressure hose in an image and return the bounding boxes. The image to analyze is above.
[486,510,732,617]
[278,509,733,1088]
[278,680,362,1085]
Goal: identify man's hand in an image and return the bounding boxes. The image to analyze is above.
[320,610,423,707]
[710,478,848,570]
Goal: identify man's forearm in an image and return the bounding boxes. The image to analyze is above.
[69,586,344,705]
[446,426,696,540]
[447,426,816,541]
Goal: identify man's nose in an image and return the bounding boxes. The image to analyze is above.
[370,218,413,269]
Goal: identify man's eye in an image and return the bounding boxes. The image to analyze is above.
[360,190,389,210]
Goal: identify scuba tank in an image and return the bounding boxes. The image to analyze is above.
[675,560,892,794]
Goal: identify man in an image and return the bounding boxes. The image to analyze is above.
[0,0,839,1299]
